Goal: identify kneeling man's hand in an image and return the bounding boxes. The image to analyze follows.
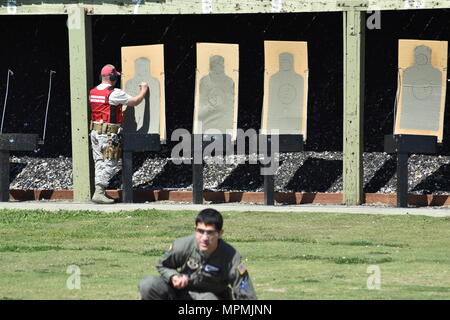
[171,274,189,290]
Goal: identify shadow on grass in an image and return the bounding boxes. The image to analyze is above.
[141,249,165,256]
[0,244,142,255]
[402,285,450,293]
[0,245,68,253]
[329,241,409,248]
[256,254,394,264]
[229,237,317,243]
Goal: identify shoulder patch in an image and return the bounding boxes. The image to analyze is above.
[240,280,250,292]
[187,257,200,270]
[237,262,247,275]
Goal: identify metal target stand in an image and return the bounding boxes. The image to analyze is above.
[384,134,437,208]
[259,134,304,205]
[192,133,233,204]
[121,133,161,203]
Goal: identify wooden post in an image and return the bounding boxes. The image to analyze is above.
[68,5,94,202]
[343,9,365,205]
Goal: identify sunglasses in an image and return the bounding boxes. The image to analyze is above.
[195,227,219,236]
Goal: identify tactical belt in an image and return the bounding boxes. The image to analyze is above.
[102,139,122,159]
[90,121,120,134]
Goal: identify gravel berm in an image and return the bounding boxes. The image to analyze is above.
[9,152,450,195]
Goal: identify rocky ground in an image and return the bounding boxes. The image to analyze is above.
[9,152,450,195]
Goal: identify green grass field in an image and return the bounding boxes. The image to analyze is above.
[1,208,450,300]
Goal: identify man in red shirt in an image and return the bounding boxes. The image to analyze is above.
[89,64,148,204]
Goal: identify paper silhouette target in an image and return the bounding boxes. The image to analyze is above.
[394,40,448,142]
[193,43,239,139]
[121,44,166,141]
[261,41,309,138]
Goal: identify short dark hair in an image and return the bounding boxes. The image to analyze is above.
[195,208,223,231]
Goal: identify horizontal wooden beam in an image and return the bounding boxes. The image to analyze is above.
[1,0,450,15]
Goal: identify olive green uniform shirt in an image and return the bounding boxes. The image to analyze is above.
[157,235,257,300]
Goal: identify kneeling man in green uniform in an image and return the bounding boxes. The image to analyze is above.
[139,208,257,300]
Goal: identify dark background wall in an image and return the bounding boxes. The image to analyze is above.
[0,10,448,157]
[0,15,71,156]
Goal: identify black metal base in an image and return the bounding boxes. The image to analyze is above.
[191,134,232,204]
[122,133,161,152]
[384,134,437,208]
[121,134,161,203]
[384,134,437,154]
[0,133,39,151]
[396,152,409,208]
[0,133,39,202]
[259,134,304,205]
[256,134,304,154]
[193,163,203,204]
[263,162,275,206]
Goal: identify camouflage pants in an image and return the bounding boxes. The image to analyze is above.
[90,130,122,188]
[138,275,221,300]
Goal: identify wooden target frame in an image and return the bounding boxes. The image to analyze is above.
[261,40,309,139]
[193,42,239,140]
[394,39,448,143]
[121,44,166,141]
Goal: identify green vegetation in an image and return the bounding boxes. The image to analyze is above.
[1,209,450,300]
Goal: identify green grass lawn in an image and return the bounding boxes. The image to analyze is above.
[1,208,450,300]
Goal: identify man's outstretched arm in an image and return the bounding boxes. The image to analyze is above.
[126,82,149,107]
